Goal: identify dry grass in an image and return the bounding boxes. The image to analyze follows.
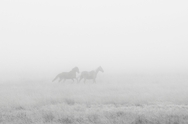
[0,73,188,123]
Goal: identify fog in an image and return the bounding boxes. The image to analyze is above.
[0,0,188,80]
[1,1,188,123]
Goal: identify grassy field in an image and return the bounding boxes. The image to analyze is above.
[0,73,188,124]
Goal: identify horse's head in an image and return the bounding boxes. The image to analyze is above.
[98,66,104,73]
[73,67,79,73]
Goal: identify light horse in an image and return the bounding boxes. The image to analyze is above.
[79,66,104,83]
[52,67,79,83]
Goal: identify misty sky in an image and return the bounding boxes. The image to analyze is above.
[0,0,188,74]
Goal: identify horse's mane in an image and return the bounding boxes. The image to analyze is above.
[71,67,79,72]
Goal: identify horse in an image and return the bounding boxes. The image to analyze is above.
[52,67,79,83]
[79,66,104,83]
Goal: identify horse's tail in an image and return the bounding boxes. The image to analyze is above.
[52,74,59,82]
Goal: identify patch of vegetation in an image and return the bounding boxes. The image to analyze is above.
[43,112,55,123]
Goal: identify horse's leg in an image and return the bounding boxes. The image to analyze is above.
[59,78,63,82]
[74,77,78,83]
[93,79,96,83]
[76,77,79,83]
[79,77,83,83]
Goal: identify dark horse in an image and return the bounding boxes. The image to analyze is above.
[79,66,104,83]
[52,67,79,82]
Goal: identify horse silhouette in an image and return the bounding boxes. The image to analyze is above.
[79,66,104,83]
[52,67,79,83]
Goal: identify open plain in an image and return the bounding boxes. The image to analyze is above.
[0,73,188,124]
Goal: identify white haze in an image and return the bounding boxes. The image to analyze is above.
[0,0,188,80]
[1,1,188,123]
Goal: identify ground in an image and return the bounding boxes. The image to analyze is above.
[0,73,188,124]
